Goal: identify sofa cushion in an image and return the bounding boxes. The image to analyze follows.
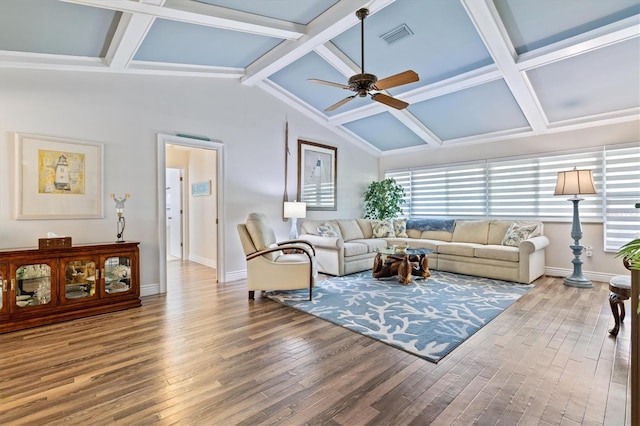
[350,238,387,252]
[474,245,520,262]
[372,219,395,238]
[502,222,538,246]
[337,219,365,241]
[421,230,453,242]
[407,229,422,239]
[488,221,513,245]
[393,218,408,238]
[357,218,374,239]
[301,219,331,236]
[317,222,342,238]
[343,242,369,257]
[452,220,490,245]
[437,242,483,257]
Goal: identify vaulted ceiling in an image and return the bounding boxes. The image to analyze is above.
[1,0,639,155]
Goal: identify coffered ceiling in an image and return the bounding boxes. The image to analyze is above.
[1,0,638,155]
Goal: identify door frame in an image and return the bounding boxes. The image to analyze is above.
[157,134,225,294]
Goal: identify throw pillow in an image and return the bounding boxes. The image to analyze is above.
[393,218,408,238]
[317,222,341,238]
[371,219,395,238]
[501,222,538,246]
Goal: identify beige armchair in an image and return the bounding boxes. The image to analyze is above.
[237,213,317,300]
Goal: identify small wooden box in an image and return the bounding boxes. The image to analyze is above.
[39,237,72,249]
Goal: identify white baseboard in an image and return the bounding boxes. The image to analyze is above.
[188,254,216,269]
[544,267,618,284]
[141,282,160,297]
[225,269,246,283]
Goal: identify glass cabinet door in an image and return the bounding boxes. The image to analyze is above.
[63,259,97,302]
[104,256,132,294]
[0,263,6,314]
[15,263,53,309]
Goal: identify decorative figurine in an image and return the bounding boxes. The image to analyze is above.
[111,193,130,243]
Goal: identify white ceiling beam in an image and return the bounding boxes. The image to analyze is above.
[256,79,382,157]
[314,42,360,78]
[461,0,549,134]
[241,0,396,86]
[60,0,305,39]
[105,13,156,69]
[517,16,640,71]
[388,110,442,147]
[0,50,242,78]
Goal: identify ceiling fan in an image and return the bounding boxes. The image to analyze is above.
[308,8,419,112]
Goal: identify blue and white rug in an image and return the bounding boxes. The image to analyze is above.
[266,270,533,363]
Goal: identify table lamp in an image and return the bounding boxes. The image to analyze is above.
[284,201,306,240]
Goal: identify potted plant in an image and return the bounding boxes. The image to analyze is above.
[363,178,406,220]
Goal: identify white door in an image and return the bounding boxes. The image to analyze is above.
[166,168,183,259]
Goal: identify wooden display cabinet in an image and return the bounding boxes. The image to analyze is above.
[0,242,140,333]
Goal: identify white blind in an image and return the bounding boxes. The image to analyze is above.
[604,145,640,250]
[386,143,640,251]
[487,151,603,219]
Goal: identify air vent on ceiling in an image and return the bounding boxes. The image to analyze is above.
[380,24,413,45]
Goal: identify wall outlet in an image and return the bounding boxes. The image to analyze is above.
[585,246,593,257]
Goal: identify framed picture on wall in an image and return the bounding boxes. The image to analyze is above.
[297,140,337,211]
[191,180,211,196]
[14,133,104,219]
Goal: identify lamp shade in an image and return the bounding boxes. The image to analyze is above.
[554,169,596,196]
[283,201,306,219]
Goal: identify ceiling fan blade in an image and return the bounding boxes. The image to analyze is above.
[308,78,351,90]
[373,70,419,91]
[371,93,409,110]
[325,95,356,112]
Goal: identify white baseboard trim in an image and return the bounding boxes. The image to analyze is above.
[225,269,246,283]
[188,254,216,269]
[141,282,160,297]
[544,267,617,284]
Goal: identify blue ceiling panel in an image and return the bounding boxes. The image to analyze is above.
[408,79,529,140]
[194,0,338,25]
[0,0,119,57]
[330,0,493,92]
[134,18,283,67]
[494,0,640,54]
[269,51,371,114]
[527,37,640,122]
[342,113,426,151]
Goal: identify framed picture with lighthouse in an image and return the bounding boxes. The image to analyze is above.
[297,139,337,211]
[14,133,103,219]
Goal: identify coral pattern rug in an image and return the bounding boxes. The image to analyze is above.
[267,270,533,363]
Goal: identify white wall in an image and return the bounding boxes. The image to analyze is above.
[0,68,379,289]
[380,121,640,279]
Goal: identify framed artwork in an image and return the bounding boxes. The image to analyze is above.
[14,133,104,220]
[191,180,211,196]
[297,140,337,211]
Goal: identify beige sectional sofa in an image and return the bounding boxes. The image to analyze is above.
[299,218,549,284]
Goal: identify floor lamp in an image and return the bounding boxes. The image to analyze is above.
[554,168,597,288]
[283,201,306,240]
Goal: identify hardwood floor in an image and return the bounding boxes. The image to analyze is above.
[0,261,632,425]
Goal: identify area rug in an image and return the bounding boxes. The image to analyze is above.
[266,270,533,363]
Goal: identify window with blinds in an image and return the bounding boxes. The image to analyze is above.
[385,144,640,251]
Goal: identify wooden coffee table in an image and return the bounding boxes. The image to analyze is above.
[372,247,433,285]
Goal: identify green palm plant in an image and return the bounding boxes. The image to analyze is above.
[363,178,406,220]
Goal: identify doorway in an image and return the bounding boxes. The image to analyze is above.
[157,134,225,295]
[166,168,183,261]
